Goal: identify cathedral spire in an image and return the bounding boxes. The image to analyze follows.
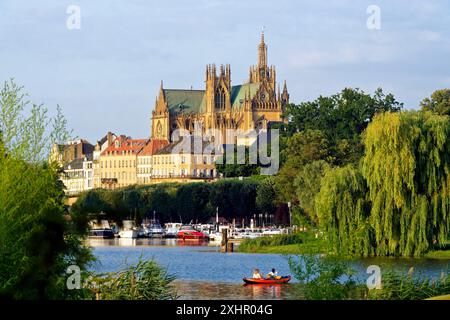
[258,28,267,68]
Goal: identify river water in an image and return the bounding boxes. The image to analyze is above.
[88,238,450,300]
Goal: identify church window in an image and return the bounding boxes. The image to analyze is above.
[215,86,226,109]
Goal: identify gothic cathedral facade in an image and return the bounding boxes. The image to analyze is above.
[151,32,289,144]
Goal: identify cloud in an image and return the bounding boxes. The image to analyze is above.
[417,30,441,42]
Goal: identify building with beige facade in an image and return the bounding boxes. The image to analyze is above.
[93,132,116,188]
[98,135,147,189]
[151,138,219,183]
[60,155,94,196]
[137,139,168,184]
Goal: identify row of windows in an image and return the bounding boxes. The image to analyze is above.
[100,156,216,167]
[63,170,93,179]
[101,159,136,169]
[153,168,216,177]
[138,157,152,165]
[101,172,135,181]
[138,167,151,174]
[152,155,216,165]
[106,150,135,156]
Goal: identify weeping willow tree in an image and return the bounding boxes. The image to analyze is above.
[316,165,374,256]
[362,111,450,256]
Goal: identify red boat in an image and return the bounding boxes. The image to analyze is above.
[243,276,291,284]
[178,225,209,240]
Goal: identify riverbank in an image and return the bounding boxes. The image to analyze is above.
[236,233,328,255]
[237,234,450,259]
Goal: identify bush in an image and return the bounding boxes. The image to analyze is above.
[288,255,360,300]
[368,268,450,300]
[238,233,310,253]
[87,258,177,300]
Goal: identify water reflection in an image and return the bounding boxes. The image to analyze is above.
[87,238,218,248]
[88,238,449,300]
[174,281,296,300]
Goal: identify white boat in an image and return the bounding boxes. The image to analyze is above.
[119,229,139,238]
[144,221,164,238]
[208,231,223,242]
[119,220,139,238]
[262,228,282,236]
[164,222,182,238]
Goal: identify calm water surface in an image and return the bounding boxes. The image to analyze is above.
[88,238,450,300]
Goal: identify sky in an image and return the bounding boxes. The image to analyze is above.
[1,0,450,143]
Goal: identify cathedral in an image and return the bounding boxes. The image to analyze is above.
[150,32,289,145]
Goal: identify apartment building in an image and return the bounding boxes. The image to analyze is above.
[98,135,147,189]
[137,139,169,184]
[152,138,220,182]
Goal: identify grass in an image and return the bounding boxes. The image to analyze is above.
[237,232,327,255]
[237,234,450,258]
[424,250,450,259]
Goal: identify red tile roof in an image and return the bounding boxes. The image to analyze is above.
[138,139,169,156]
[101,135,148,156]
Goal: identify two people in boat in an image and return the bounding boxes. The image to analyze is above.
[252,268,279,279]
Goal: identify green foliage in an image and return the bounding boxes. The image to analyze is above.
[73,178,270,223]
[256,176,277,215]
[294,160,331,222]
[368,268,450,300]
[275,129,332,202]
[175,183,212,223]
[285,88,403,141]
[238,233,304,250]
[89,258,177,300]
[238,232,327,254]
[0,79,92,299]
[288,255,359,300]
[362,111,450,256]
[316,165,374,256]
[215,145,260,177]
[317,111,450,257]
[420,89,450,116]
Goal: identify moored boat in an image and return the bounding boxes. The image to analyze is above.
[89,228,115,239]
[243,276,291,284]
[164,222,182,238]
[178,225,209,240]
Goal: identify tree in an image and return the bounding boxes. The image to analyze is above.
[362,111,450,256]
[294,160,331,222]
[256,177,277,216]
[175,183,212,223]
[285,88,403,141]
[283,88,402,165]
[215,145,260,177]
[0,80,92,299]
[420,89,450,116]
[315,165,373,256]
[275,129,332,202]
[317,111,450,257]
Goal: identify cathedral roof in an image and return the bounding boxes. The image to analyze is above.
[163,83,260,116]
[154,137,221,156]
[230,83,260,109]
[163,89,206,116]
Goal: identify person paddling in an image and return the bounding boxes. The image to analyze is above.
[267,268,278,279]
[252,268,262,279]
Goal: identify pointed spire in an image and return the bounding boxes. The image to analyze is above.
[260,26,265,45]
[258,28,268,70]
[283,80,288,92]
[160,80,164,90]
